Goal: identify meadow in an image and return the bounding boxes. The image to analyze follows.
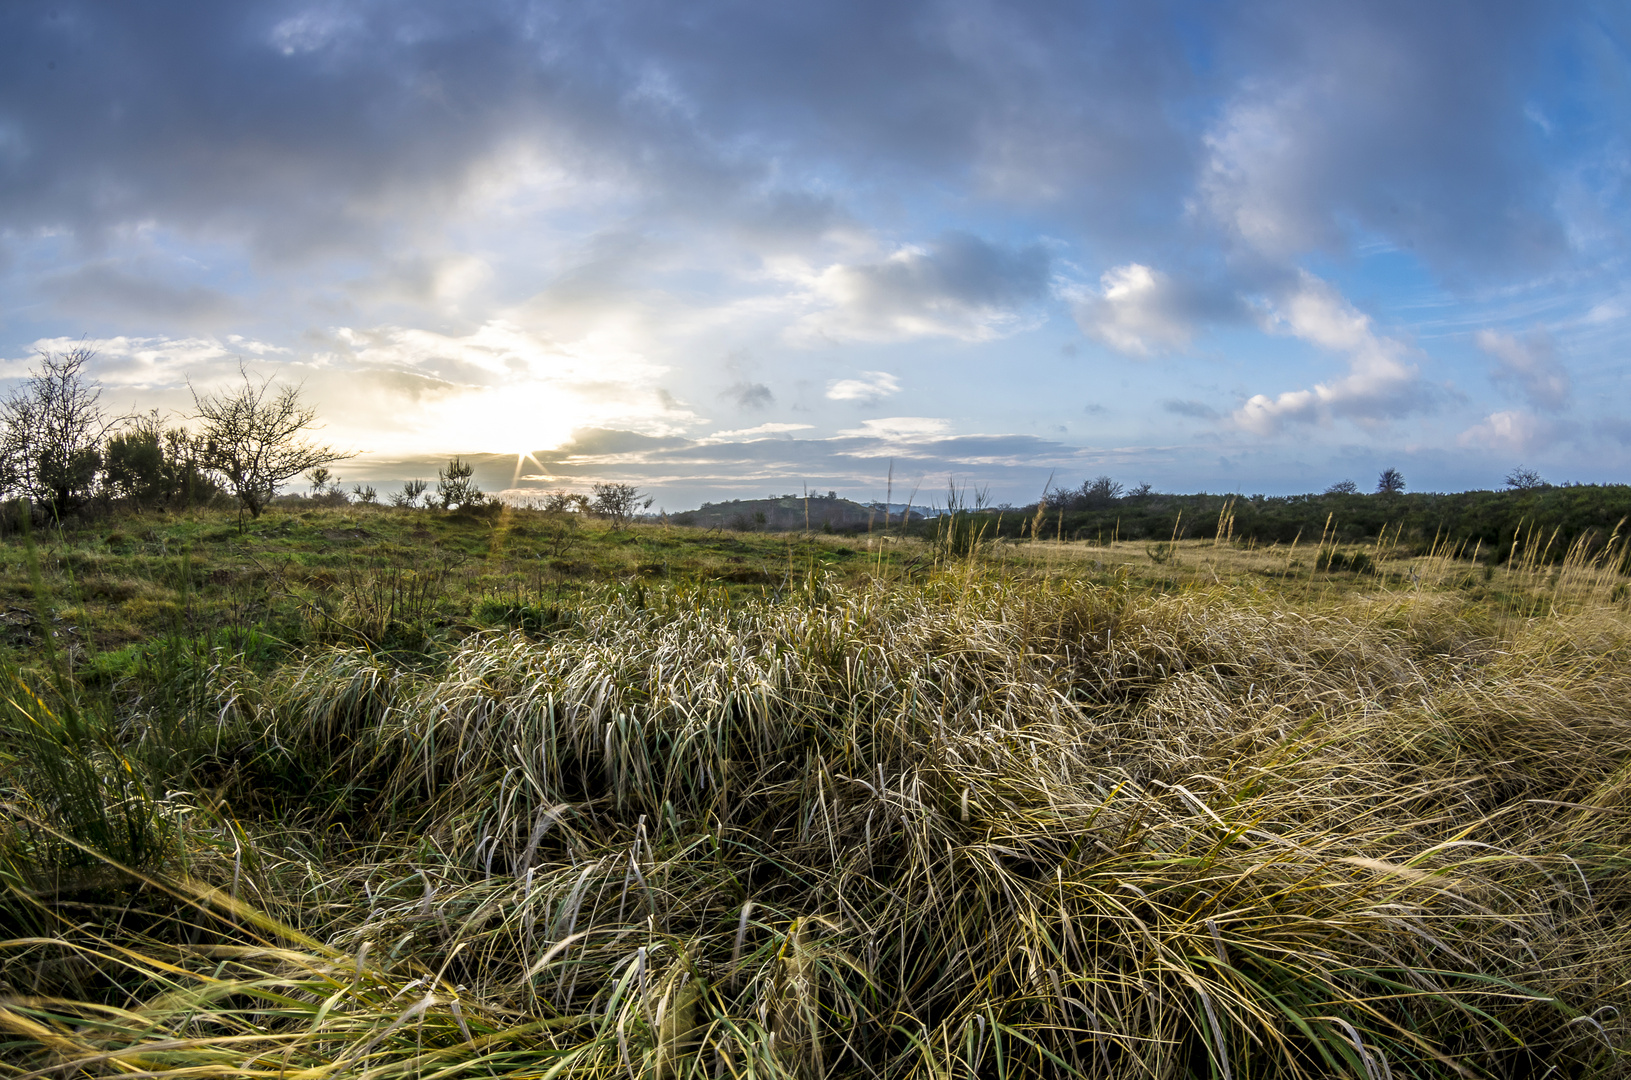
[2,501,1630,1078]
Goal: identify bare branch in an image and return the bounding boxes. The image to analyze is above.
[190,368,352,521]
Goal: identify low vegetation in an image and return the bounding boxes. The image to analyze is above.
[2,501,1631,1078]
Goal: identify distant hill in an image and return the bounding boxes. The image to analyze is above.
[670,494,924,531]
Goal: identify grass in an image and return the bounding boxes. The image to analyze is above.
[1,505,1630,1077]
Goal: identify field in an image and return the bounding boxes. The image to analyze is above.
[2,502,1631,1078]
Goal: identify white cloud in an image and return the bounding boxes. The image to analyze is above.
[1233,273,1427,434]
[1074,263,1221,356]
[1474,329,1569,411]
[826,370,901,403]
[12,334,281,390]
[1456,409,1556,454]
[700,422,814,443]
[836,416,951,441]
[1197,88,1324,259]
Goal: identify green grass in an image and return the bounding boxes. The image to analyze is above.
[1,505,1630,1077]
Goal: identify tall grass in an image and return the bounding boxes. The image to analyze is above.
[2,570,1630,1077]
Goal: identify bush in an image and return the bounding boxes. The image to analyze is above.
[436,457,484,510]
[590,481,650,529]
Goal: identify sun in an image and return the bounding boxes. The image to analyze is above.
[438,385,579,462]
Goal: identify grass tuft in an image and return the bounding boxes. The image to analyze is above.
[1,523,1630,1077]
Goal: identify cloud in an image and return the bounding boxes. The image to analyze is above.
[1456,409,1558,455]
[18,322,695,457]
[835,416,952,442]
[826,371,900,403]
[701,422,813,443]
[722,380,774,409]
[1195,4,1564,272]
[1233,273,1428,434]
[1074,263,1240,356]
[37,263,242,326]
[0,3,1201,268]
[1475,329,1570,411]
[311,320,695,453]
[794,233,1050,342]
[1163,398,1220,420]
[13,333,276,390]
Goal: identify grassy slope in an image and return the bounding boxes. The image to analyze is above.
[0,502,886,666]
[1,510,1630,1077]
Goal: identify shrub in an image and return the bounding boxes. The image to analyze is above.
[436,457,484,510]
[590,481,651,529]
[390,478,429,508]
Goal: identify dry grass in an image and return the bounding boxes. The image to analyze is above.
[3,563,1631,1077]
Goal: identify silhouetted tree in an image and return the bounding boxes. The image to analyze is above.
[1325,479,1360,495]
[1376,468,1406,494]
[0,346,115,519]
[192,369,351,523]
[1505,466,1545,490]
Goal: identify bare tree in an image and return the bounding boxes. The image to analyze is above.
[1325,479,1360,495]
[0,346,117,519]
[1505,465,1545,490]
[590,482,652,529]
[1376,467,1406,494]
[191,369,352,523]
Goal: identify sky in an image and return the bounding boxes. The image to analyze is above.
[2,0,1629,510]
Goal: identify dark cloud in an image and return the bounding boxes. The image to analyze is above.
[0,0,1598,285]
[37,263,242,325]
[539,427,692,460]
[1163,398,1220,420]
[809,232,1051,340]
[722,380,774,409]
[860,233,1049,311]
[1200,0,1574,274]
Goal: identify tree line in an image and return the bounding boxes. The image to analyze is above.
[0,347,652,529]
[951,469,1631,563]
[0,347,351,525]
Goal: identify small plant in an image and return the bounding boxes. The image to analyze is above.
[934,479,991,560]
[1146,540,1177,564]
[390,478,429,507]
[350,483,378,504]
[1316,547,1375,574]
[436,457,484,510]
